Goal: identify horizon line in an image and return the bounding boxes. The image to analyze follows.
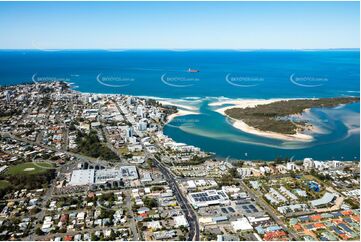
[0,48,359,51]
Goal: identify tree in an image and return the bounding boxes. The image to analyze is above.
[178,235,186,240]
[143,197,158,208]
[147,159,155,168]
[229,167,239,178]
[91,233,98,241]
[35,227,43,236]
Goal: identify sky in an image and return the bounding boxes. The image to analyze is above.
[0,1,359,50]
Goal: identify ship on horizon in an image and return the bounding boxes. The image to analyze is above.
[187,68,200,73]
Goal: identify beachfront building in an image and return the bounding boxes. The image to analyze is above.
[303,158,315,170]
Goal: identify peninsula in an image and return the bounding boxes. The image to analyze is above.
[224,97,360,137]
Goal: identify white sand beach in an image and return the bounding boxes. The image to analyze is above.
[165,109,199,123]
[231,119,314,142]
[158,100,199,111]
[212,99,288,116]
[212,99,315,142]
[158,100,200,123]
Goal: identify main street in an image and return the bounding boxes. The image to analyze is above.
[111,98,200,240]
[151,155,200,241]
[124,190,141,241]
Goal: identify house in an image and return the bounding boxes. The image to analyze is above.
[147,221,162,230]
[173,215,189,228]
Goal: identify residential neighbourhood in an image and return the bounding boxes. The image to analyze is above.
[0,82,359,241]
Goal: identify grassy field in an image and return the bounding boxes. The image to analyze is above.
[6,162,54,176]
[0,180,10,189]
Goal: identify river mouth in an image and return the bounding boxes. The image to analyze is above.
[163,97,360,161]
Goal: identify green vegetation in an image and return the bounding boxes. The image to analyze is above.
[5,162,53,176]
[232,160,244,167]
[99,208,115,220]
[76,130,119,161]
[143,196,158,208]
[145,98,161,107]
[0,109,22,118]
[309,169,333,182]
[146,158,155,168]
[225,97,359,134]
[52,195,84,208]
[0,162,56,195]
[0,180,10,189]
[171,155,209,166]
[151,186,165,193]
[216,174,239,186]
[0,180,11,198]
[35,228,44,236]
[228,167,240,178]
[344,197,359,209]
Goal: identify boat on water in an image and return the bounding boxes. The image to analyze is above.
[187,68,199,73]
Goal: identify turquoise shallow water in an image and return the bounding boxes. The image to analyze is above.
[163,99,359,160]
[0,50,359,160]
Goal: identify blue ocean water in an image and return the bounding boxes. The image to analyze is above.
[0,50,359,160]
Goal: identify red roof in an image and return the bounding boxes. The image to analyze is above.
[293,224,303,231]
[310,215,322,221]
[139,213,148,218]
[64,235,73,241]
[332,219,343,224]
[314,223,325,229]
[341,210,353,216]
[264,231,287,240]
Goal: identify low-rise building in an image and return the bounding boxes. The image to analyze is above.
[188,190,229,208]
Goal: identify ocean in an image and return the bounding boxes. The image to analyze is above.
[0,50,359,160]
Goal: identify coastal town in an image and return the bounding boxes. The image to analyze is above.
[0,81,359,241]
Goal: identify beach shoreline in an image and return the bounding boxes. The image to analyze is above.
[158,100,199,111]
[165,109,200,123]
[157,100,200,124]
[211,98,315,142]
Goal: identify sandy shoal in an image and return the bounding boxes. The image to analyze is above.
[212,99,314,142]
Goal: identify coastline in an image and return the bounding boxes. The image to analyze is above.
[230,118,314,142]
[165,109,200,123]
[158,100,199,111]
[71,84,356,143]
[157,100,200,124]
[211,98,315,142]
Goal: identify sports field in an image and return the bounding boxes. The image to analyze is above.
[6,162,54,176]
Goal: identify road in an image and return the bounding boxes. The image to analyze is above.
[152,156,200,241]
[125,190,141,241]
[1,107,201,241]
[24,175,58,241]
[239,180,300,240]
